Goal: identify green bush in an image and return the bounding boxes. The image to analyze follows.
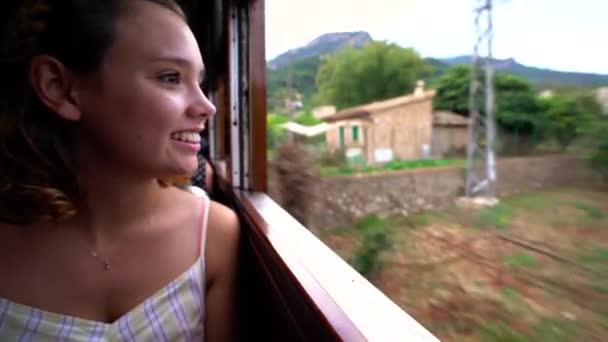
[267,113,289,151]
[319,158,462,177]
[577,98,608,180]
[591,143,608,182]
[293,111,322,126]
[350,216,393,277]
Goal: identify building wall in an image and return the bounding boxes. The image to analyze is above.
[370,99,433,162]
[432,125,469,157]
[326,121,368,150]
[326,125,338,148]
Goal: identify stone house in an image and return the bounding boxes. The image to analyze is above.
[322,81,436,163]
[431,111,469,157]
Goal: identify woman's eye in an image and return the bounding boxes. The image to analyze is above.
[158,72,181,84]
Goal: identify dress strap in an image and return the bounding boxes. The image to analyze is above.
[194,188,210,259]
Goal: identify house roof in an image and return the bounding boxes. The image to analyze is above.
[323,89,436,122]
[433,111,469,126]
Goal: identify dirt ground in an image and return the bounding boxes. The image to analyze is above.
[320,187,608,342]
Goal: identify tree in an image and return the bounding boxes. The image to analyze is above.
[314,41,431,109]
[539,91,601,150]
[432,65,471,115]
[576,94,608,180]
[267,55,322,111]
[588,118,608,181]
[434,65,544,135]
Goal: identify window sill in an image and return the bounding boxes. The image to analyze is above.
[235,190,439,341]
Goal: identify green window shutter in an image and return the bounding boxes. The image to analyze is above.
[353,126,359,142]
[339,126,345,147]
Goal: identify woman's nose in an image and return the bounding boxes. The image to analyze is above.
[188,87,217,118]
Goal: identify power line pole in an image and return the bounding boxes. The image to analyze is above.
[465,0,497,197]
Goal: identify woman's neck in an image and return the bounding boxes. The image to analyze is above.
[69,149,169,244]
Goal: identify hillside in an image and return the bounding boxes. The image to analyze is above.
[267,31,373,110]
[267,55,322,109]
[439,55,608,88]
[267,31,372,70]
[266,33,608,111]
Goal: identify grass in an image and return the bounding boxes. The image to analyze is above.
[477,203,513,229]
[572,201,606,221]
[400,213,436,229]
[481,321,526,342]
[578,248,608,281]
[578,247,608,266]
[481,318,577,342]
[531,318,578,342]
[591,282,608,294]
[502,287,520,300]
[319,158,463,177]
[504,253,538,268]
[504,192,554,210]
[469,191,553,232]
[319,187,608,341]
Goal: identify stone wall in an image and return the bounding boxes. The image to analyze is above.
[306,155,602,230]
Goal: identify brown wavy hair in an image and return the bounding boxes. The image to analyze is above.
[0,0,186,225]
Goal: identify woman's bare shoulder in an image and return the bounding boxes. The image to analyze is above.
[205,200,240,284]
[164,186,240,272]
[168,185,239,236]
[206,200,240,254]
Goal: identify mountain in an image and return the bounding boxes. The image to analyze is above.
[267,31,373,111]
[266,33,608,112]
[267,31,372,70]
[438,55,608,88]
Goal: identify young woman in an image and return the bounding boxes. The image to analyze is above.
[0,1,239,340]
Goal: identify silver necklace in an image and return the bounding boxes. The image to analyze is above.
[90,249,111,271]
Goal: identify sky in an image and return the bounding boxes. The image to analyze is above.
[265,0,608,74]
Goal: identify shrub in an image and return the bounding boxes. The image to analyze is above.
[271,143,317,227]
[350,216,393,277]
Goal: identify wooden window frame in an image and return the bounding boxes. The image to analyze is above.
[235,190,439,341]
[198,0,439,340]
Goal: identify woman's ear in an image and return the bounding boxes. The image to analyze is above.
[29,54,82,121]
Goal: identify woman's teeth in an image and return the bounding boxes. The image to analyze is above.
[171,132,201,143]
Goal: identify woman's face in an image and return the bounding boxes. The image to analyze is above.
[75,1,215,179]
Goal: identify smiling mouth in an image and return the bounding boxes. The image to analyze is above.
[170,131,201,143]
